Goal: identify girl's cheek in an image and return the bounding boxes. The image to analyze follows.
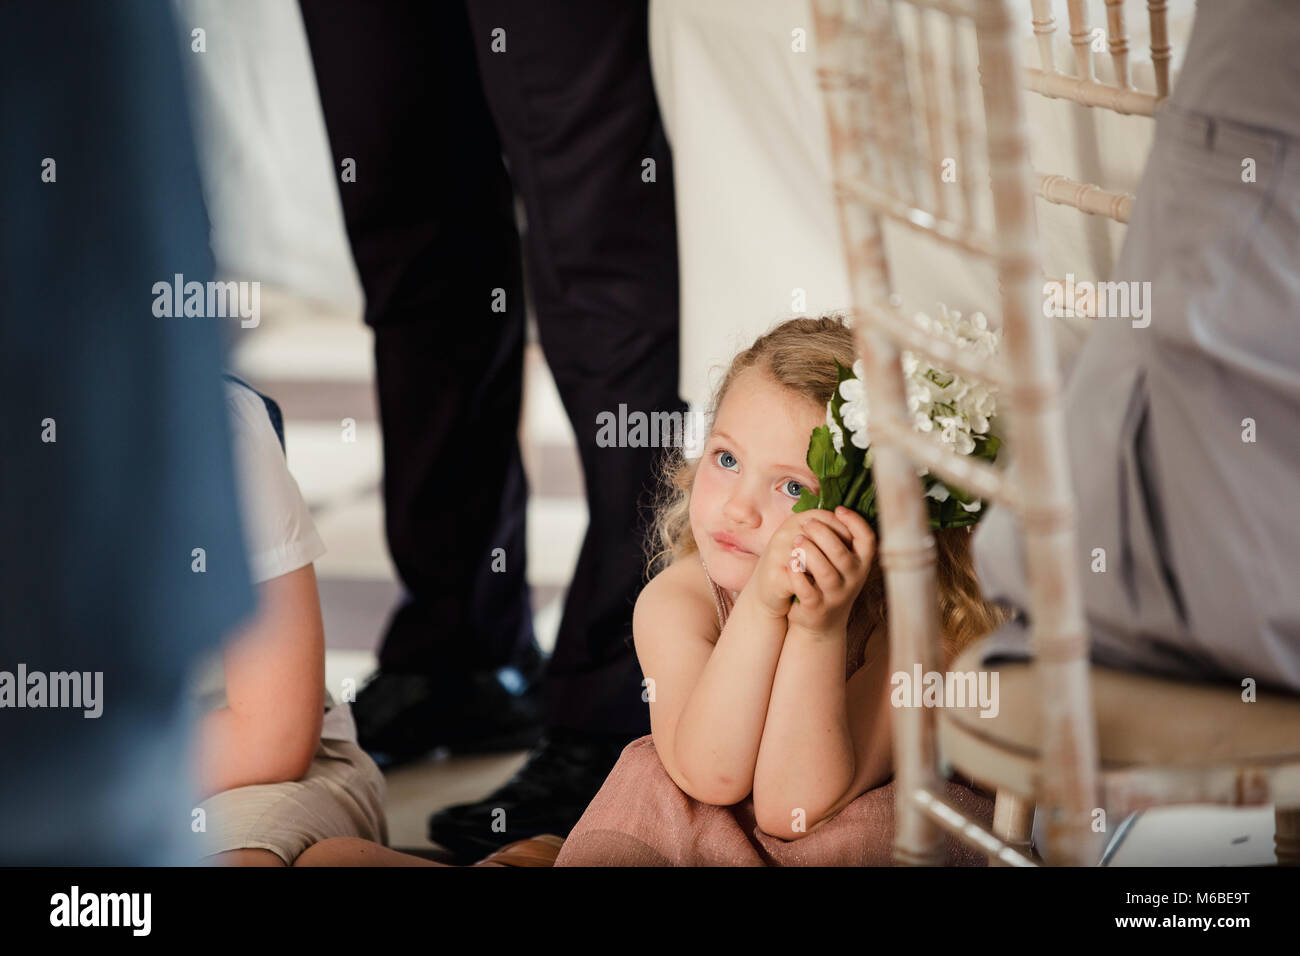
[687,479,709,529]
[692,469,718,511]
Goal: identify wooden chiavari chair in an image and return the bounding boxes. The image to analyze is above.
[810,0,1300,866]
[1028,0,1168,310]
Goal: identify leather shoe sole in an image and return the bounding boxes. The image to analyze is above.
[471,834,566,867]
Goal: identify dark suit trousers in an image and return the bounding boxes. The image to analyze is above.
[299,0,683,735]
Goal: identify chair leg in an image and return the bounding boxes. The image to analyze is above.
[1275,807,1300,866]
[990,790,1035,866]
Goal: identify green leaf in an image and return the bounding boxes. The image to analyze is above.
[972,432,1001,463]
[805,426,847,481]
[858,483,878,530]
[947,483,975,505]
[819,476,846,512]
[940,495,957,525]
[792,487,820,513]
[841,465,869,513]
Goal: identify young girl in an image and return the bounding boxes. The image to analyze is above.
[553,315,1006,866]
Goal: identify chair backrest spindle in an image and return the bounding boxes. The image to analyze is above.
[1104,0,1131,87]
[1023,1,1179,230]
[918,8,951,219]
[1030,0,1057,72]
[1066,0,1095,81]
[949,16,978,227]
[1147,0,1171,98]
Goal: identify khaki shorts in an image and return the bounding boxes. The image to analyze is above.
[196,733,388,865]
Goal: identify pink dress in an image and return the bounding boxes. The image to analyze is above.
[555,558,995,866]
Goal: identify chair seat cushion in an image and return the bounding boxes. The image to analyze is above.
[939,640,1300,770]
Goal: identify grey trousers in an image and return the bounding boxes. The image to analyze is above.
[972,2,1300,695]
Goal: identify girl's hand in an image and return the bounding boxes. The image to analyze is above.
[786,506,875,636]
[749,512,817,619]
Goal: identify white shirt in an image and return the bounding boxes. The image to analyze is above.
[225,381,326,585]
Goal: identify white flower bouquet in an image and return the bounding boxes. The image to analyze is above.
[793,305,1002,530]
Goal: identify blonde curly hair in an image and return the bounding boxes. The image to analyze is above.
[643,314,1007,667]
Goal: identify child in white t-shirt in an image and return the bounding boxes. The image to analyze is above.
[186,377,387,865]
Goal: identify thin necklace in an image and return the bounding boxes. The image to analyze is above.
[700,552,738,605]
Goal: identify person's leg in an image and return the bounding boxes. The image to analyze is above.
[465,0,683,738]
[292,834,563,866]
[293,838,447,867]
[298,0,542,760]
[429,0,684,860]
[206,848,287,867]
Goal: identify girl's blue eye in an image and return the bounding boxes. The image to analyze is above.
[715,450,809,499]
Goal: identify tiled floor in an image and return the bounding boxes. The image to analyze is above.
[231,285,1282,866]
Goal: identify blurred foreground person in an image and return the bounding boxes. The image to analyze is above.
[0,3,254,863]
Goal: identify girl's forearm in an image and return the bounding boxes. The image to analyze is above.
[752,623,855,836]
[673,586,789,802]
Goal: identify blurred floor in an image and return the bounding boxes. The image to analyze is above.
[230,286,1282,866]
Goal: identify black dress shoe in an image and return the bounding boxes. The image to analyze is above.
[353,643,547,767]
[427,727,636,862]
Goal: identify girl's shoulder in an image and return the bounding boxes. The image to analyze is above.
[635,553,720,645]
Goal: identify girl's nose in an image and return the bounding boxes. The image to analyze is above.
[721,490,760,526]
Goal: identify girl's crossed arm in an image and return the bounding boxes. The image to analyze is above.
[753,507,892,838]
[754,623,893,838]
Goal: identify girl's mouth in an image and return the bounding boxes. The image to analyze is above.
[711,532,753,556]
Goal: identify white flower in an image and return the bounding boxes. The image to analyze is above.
[959,499,983,513]
[826,308,1000,524]
[826,399,844,454]
[963,384,994,433]
[838,373,870,448]
[905,380,928,413]
[901,304,1000,455]
[839,375,865,406]
[924,373,959,402]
